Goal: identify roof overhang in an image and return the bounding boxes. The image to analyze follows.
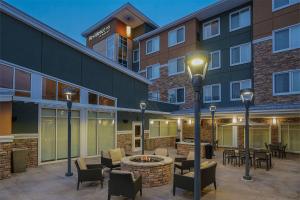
[0,1,152,85]
[82,3,159,37]
[134,0,251,42]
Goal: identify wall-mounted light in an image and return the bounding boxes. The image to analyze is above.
[188,119,192,125]
[177,118,181,125]
[272,117,277,125]
[98,119,102,125]
[112,119,115,125]
[232,116,237,123]
[165,120,169,124]
[126,26,131,38]
[239,117,243,122]
[150,120,154,125]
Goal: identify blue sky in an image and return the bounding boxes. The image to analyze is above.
[4,0,217,44]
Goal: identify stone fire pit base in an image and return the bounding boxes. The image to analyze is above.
[121,155,173,188]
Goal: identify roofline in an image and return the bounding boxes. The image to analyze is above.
[0,1,152,85]
[134,0,251,42]
[81,2,159,37]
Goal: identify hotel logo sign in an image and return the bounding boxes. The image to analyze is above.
[88,25,111,41]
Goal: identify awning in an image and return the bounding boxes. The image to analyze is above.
[222,121,267,127]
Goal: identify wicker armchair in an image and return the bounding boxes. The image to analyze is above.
[74,158,104,190]
[101,148,127,170]
[153,148,169,157]
[174,151,194,175]
[108,170,142,200]
[173,161,217,196]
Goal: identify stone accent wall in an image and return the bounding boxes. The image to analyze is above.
[145,137,176,150]
[0,142,12,180]
[12,138,38,168]
[117,133,132,153]
[176,143,206,158]
[253,40,300,105]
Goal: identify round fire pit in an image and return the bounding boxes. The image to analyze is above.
[121,155,173,187]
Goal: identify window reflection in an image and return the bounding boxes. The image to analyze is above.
[0,65,14,89]
[88,92,98,105]
[57,82,80,102]
[14,69,31,97]
[42,78,57,100]
[99,96,115,106]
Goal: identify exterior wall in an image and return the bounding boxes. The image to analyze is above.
[0,102,12,135]
[139,19,199,109]
[0,142,12,180]
[117,132,132,153]
[12,138,38,168]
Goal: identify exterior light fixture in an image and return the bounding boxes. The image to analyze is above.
[150,120,154,124]
[188,119,192,125]
[240,88,254,181]
[272,117,277,125]
[232,116,237,123]
[186,50,209,200]
[139,101,146,155]
[177,118,181,125]
[209,105,216,155]
[126,26,131,37]
[165,120,169,124]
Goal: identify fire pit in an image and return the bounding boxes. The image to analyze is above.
[121,155,173,187]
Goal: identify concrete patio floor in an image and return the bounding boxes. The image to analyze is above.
[1,150,299,200]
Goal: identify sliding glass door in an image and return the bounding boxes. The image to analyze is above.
[281,124,300,153]
[249,126,270,149]
[41,109,56,162]
[217,126,234,147]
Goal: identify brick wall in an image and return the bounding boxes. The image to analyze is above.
[0,142,12,180]
[253,40,300,104]
[12,138,38,168]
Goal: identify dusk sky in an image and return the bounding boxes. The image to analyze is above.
[4,0,217,44]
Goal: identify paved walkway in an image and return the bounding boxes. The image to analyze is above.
[1,150,300,200]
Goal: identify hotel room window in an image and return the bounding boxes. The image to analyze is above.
[146,64,160,80]
[273,24,300,52]
[168,87,184,104]
[118,35,128,67]
[133,49,139,63]
[203,18,220,40]
[273,70,300,95]
[230,7,250,31]
[273,0,300,11]
[0,65,13,89]
[146,36,160,54]
[203,84,221,103]
[14,69,31,97]
[168,26,185,47]
[148,91,160,101]
[208,50,221,70]
[230,79,252,100]
[106,35,115,60]
[42,78,57,100]
[168,57,185,76]
[230,43,251,66]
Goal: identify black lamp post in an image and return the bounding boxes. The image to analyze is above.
[209,105,216,156]
[140,101,146,155]
[240,88,254,181]
[186,51,208,200]
[64,88,74,177]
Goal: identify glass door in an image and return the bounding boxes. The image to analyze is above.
[132,122,142,152]
[281,124,300,153]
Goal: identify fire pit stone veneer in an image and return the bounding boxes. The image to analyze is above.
[121,155,173,187]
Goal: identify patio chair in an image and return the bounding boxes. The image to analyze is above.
[173,161,217,196]
[238,149,253,167]
[101,148,127,170]
[74,158,104,190]
[153,148,169,157]
[223,149,239,166]
[108,170,142,200]
[279,144,287,158]
[254,150,271,171]
[265,142,269,150]
[174,151,194,175]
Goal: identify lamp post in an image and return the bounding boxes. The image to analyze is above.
[240,88,254,181]
[209,105,216,156]
[186,51,208,200]
[140,101,147,155]
[64,88,74,177]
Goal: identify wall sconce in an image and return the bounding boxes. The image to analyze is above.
[165,120,169,124]
[232,116,237,123]
[239,117,243,122]
[272,117,277,125]
[188,119,192,125]
[98,119,102,124]
[126,26,131,37]
[112,119,115,125]
[177,118,181,125]
[150,120,154,124]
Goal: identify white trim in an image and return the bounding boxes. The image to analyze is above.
[203,83,221,103]
[168,87,185,104]
[230,79,252,101]
[202,17,220,40]
[145,36,160,55]
[12,133,38,139]
[272,69,300,96]
[168,56,186,76]
[272,23,300,53]
[0,135,14,143]
[272,0,300,12]
[208,50,221,70]
[252,36,272,44]
[229,6,251,32]
[230,42,251,66]
[0,2,151,85]
[132,49,140,63]
[146,63,160,80]
[117,130,132,135]
[168,26,186,47]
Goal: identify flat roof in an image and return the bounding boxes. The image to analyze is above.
[0,1,152,85]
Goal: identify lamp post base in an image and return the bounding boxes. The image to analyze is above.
[242,175,252,181]
[65,172,73,177]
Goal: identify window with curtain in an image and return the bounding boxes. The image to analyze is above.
[230,43,251,66]
[230,7,250,31]
[149,120,177,138]
[203,84,221,103]
[273,0,299,10]
[274,24,300,52]
[106,35,115,60]
[203,18,220,40]
[274,70,300,95]
[217,125,233,147]
[168,57,185,76]
[146,64,160,80]
[208,50,221,70]
[249,126,270,149]
[146,37,160,54]
[168,26,185,46]
[281,124,300,152]
[41,109,56,162]
[230,79,252,100]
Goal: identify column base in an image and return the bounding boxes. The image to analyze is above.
[242,175,252,181]
[65,172,73,177]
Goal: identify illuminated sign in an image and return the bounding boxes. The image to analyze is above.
[88,25,111,41]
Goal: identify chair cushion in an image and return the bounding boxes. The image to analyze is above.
[111,170,136,181]
[174,162,182,167]
[120,148,126,158]
[112,161,121,166]
[154,148,168,156]
[109,148,123,162]
[184,172,194,177]
[187,151,194,160]
[102,151,110,159]
[77,158,87,170]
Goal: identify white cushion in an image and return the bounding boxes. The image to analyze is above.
[187,151,194,160]
[77,158,87,170]
[109,148,123,162]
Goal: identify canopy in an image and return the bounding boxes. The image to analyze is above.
[222,121,267,127]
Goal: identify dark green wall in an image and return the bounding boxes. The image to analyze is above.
[198,3,253,108]
[0,13,150,109]
[12,102,38,134]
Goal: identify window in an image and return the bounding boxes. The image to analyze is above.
[168,87,185,104]
[88,92,98,105]
[42,78,57,100]
[203,18,220,40]
[88,92,115,106]
[281,124,300,152]
[146,36,160,54]
[99,96,115,106]
[133,49,139,63]
[146,64,160,80]
[273,0,300,11]
[168,26,185,47]
[168,57,185,76]
[230,79,252,100]
[230,7,251,31]
[149,120,177,138]
[148,91,160,101]
[249,126,270,149]
[273,70,300,95]
[118,35,127,67]
[203,84,221,103]
[208,50,221,70]
[230,43,251,66]
[217,125,234,147]
[0,65,13,89]
[106,35,114,60]
[273,24,300,52]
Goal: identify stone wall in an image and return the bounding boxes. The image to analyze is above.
[12,138,38,168]
[145,137,176,150]
[0,142,12,180]
[176,143,206,158]
[117,133,132,153]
